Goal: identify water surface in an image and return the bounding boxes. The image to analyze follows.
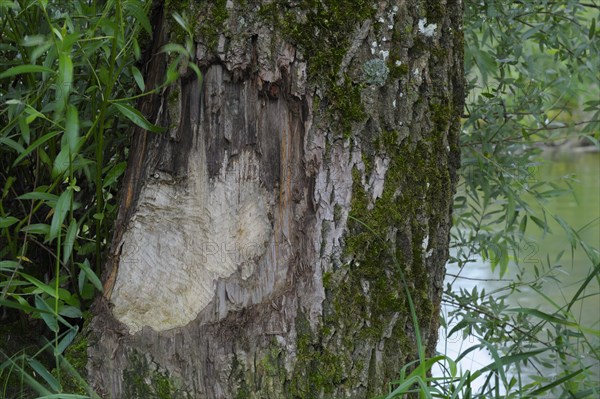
[436,151,600,392]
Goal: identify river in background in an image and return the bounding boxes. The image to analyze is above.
[435,151,600,392]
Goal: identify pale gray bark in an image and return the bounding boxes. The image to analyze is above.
[88,1,464,398]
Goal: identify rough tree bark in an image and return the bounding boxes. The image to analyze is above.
[88,0,464,397]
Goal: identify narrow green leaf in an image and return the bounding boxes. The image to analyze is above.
[160,43,188,56]
[61,32,79,53]
[112,102,165,133]
[63,218,78,263]
[506,307,600,336]
[27,358,61,391]
[0,354,52,395]
[2,175,15,198]
[447,319,470,337]
[102,162,127,188]
[58,354,102,399]
[65,104,79,154]
[0,281,31,288]
[0,298,38,313]
[454,344,482,364]
[52,146,71,179]
[0,64,54,79]
[581,239,598,269]
[165,62,179,85]
[0,0,18,10]
[554,215,577,248]
[518,215,527,236]
[79,259,103,292]
[56,328,78,355]
[528,367,588,396]
[31,41,53,64]
[572,386,600,399]
[125,0,152,34]
[0,216,19,228]
[522,24,544,40]
[23,105,45,123]
[57,52,73,105]
[21,34,47,47]
[568,263,600,312]
[499,245,509,277]
[131,65,145,92]
[35,295,59,332]
[172,11,189,33]
[17,191,58,202]
[506,195,515,226]
[58,287,76,306]
[20,273,57,298]
[20,223,51,235]
[133,37,141,60]
[58,305,82,318]
[590,18,596,40]
[49,189,72,242]
[188,62,202,81]
[92,212,104,221]
[530,215,548,232]
[473,349,547,378]
[12,130,61,167]
[18,115,30,144]
[0,137,26,154]
[78,269,86,294]
[0,260,21,271]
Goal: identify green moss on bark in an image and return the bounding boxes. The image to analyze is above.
[259,0,376,136]
[284,100,456,396]
[288,309,347,398]
[424,0,445,23]
[197,0,228,50]
[388,61,409,80]
[123,350,189,399]
[230,353,252,399]
[61,332,89,395]
[165,0,227,50]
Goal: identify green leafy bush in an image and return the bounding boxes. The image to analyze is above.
[0,0,195,396]
[435,0,600,397]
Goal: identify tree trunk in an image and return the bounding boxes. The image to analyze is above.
[88,0,464,397]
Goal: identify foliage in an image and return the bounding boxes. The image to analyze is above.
[457,0,599,277]
[0,0,195,396]
[434,0,600,397]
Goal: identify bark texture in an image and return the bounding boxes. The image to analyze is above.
[88,1,464,397]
